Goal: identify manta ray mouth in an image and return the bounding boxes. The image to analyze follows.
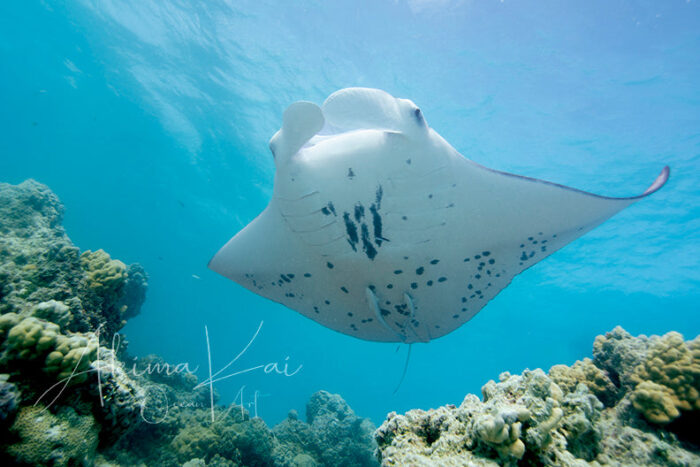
[301,128,396,155]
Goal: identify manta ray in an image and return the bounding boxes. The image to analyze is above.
[209,87,669,344]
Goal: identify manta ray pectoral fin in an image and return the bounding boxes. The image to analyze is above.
[640,166,670,197]
[269,101,324,165]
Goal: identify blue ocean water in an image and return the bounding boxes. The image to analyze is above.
[1,0,698,426]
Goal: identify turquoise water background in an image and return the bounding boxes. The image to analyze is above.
[1,1,698,425]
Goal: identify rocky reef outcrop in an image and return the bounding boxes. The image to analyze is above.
[375,327,700,466]
[0,180,379,466]
[0,180,152,465]
[273,390,378,466]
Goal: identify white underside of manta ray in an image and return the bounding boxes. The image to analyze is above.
[209,87,669,344]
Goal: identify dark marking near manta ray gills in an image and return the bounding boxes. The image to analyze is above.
[347,168,355,179]
[321,202,337,216]
[354,204,365,223]
[369,204,385,246]
[360,224,378,259]
[343,212,359,251]
[341,185,387,260]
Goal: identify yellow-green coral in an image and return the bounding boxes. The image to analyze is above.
[6,316,60,360]
[45,333,98,383]
[630,331,700,423]
[549,358,617,405]
[7,405,98,466]
[474,412,526,460]
[80,249,126,294]
[0,312,21,339]
[631,381,680,424]
[3,316,97,384]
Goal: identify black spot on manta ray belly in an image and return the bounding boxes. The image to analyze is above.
[343,212,359,252]
[321,206,331,215]
[340,185,387,261]
[354,204,364,222]
[360,224,378,259]
[369,204,385,246]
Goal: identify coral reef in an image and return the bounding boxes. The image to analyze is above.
[0,180,147,340]
[0,180,152,464]
[273,390,378,466]
[376,328,700,466]
[99,389,378,467]
[630,331,700,424]
[0,373,19,424]
[0,180,379,466]
[3,179,697,467]
[6,404,99,466]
